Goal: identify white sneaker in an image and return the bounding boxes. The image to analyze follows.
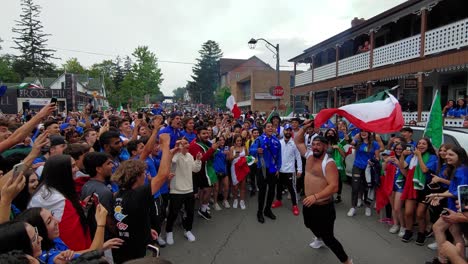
[357,198,363,208]
[184,230,196,242]
[239,200,246,210]
[233,199,238,209]
[389,225,400,234]
[222,200,230,209]
[347,208,356,217]
[166,232,174,245]
[309,237,325,249]
[157,236,166,246]
[365,207,372,217]
[214,203,222,211]
[398,227,406,238]
[427,241,438,250]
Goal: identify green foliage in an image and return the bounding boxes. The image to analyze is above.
[214,86,230,109]
[172,87,187,102]
[11,0,57,76]
[189,40,223,105]
[0,55,21,82]
[62,58,86,74]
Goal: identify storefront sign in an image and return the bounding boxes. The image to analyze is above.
[18,89,66,98]
[404,78,418,89]
[254,93,281,100]
[29,99,50,106]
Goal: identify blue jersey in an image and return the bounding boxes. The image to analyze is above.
[353,141,380,169]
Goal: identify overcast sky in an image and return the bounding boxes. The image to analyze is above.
[0,0,405,95]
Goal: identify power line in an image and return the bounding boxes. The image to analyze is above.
[1,39,294,68]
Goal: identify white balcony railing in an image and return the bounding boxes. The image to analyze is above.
[338,51,370,76]
[373,34,421,68]
[295,70,312,87]
[314,62,336,82]
[425,18,468,56]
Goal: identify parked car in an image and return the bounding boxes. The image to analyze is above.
[344,126,468,177]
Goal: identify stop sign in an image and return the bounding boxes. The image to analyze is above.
[272,86,284,96]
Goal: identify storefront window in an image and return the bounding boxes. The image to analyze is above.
[314,91,328,113]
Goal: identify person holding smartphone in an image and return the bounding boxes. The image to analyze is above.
[424,146,468,264]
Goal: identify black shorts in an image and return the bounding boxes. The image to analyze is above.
[351,166,365,177]
[216,172,227,181]
[416,188,431,204]
[193,173,211,189]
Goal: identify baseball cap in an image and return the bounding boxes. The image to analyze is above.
[50,135,66,147]
[284,124,292,130]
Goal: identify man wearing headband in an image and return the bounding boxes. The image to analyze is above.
[295,119,353,264]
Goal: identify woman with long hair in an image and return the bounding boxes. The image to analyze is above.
[13,168,39,212]
[399,138,438,245]
[230,134,250,210]
[324,128,346,203]
[0,221,42,259]
[28,155,92,251]
[425,145,468,264]
[213,136,230,210]
[385,142,406,236]
[347,131,380,217]
[17,207,122,264]
[447,99,467,118]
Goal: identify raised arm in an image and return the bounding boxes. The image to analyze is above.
[151,133,172,195]
[294,119,313,157]
[140,116,163,161]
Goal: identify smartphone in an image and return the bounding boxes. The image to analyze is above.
[457,185,468,212]
[12,162,25,179]
[406,146,411,151]
[427,182,441,190]
[50,97,57,105]
[146,244,160,257]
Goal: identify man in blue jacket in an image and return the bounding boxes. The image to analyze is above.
[249,122,282,223]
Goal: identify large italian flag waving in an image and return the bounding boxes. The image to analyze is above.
[314,90,404,133]
[224,90,241,118]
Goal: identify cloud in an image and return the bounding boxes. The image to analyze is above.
[0,0,406,96]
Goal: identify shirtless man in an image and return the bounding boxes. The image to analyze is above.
[295,119,353,264]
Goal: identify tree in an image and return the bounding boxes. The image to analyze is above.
[190,40,223,105]
[173,86,187,102]
[214,86,230,109]
[0,55,21,82]
[11,0,57,76]
[113,56,124,90]
[62,58,86,74]
[118,46,164,107]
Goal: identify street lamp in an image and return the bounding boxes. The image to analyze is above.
[248,37,280,108]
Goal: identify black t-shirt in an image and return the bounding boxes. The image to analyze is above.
[112,184,155,264]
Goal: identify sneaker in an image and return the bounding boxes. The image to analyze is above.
[389,225,400,234]
[365,207,372,217]
[347,208,356,217]
[292,205,300,216]
[401,230,413,243]
[398,227,406,238]
[214,203,222,211]
[309,237,325,249]
[184,230,196,242]
[222,200,230,209]
[157,236,166,247]
[357,198,363,208]
[198,208,212,220]
[415,232,426,246]
[233,199,238,209]
[427,241,438,250]
[271,200,283,208]
[239,200,246,210]
[166,232,174,245]
[335,195,342,204]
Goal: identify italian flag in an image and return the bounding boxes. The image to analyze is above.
[314,90,404,133]
[224,90,241,118]
[423,90,443,148]
[231,155,255,185]
[18,83,42,89]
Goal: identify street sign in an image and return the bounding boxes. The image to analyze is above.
[272,86,284,96]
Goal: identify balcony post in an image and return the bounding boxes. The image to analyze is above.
[369,30,375,69]
[333,88,338,108]
[311,55,315,83]
[293,62,297,76]
[420,8,428,58]
[367,82,373,97]
[417,73,424,122]
[335,44,340,77]
[309,91,314,114]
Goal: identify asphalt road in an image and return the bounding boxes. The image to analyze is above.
[159,185,434,264]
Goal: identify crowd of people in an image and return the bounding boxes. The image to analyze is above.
[0,102,467,264]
